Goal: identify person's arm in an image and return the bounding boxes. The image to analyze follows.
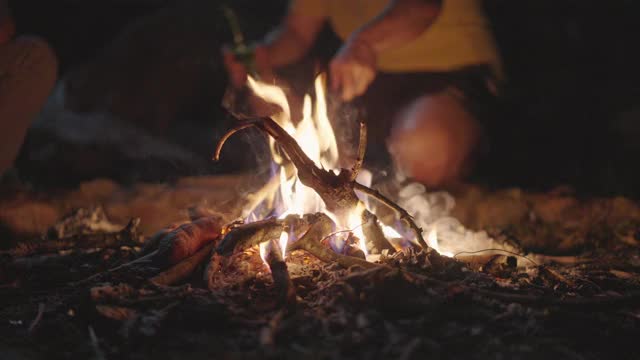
[0,0,16,45]
[262,6,326,67]
[353,0,441,54]
[330,0,442,100]
[223,2,326,88]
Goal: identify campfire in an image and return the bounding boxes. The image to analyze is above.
[205,73,436,303]
[2,65,640,360]
[220,75,426,251]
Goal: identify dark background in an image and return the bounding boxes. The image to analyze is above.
[8,0,640,197]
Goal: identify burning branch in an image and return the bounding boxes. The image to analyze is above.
[361,211,396,255]
[287,213,379,269]
[264,239,296,307]
[216,215,308,256]
[215,116,428,252]
[215,117,360,219]
[213,120,260,162]
[350,121,367,182]
[353,183,428,249]
[255,117,362,217]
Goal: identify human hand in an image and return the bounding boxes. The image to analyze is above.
[329,36,377,101]
[222,44,273,89]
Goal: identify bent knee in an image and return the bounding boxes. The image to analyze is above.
[11,36,58,86]
[388,93,481,187]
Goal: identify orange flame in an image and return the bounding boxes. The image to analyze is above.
[244,74,410,259]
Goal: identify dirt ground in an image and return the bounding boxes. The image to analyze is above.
[1,178,639,359]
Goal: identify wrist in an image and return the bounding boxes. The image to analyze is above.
[345,33,378,66]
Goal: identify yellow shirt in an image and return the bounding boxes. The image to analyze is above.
[290,0,502,76]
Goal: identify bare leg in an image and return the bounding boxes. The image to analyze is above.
[387,90,482,188]
[0,36,57,175]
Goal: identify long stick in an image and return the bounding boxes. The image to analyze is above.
[150,242,215,286]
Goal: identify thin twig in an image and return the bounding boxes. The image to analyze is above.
[214,121,259,161]
[353,182,427,249]
[453,248,539,266]
[88,326,106,360]
[350,121,367,182]
[27,303,45,334]
[215,118,359,216]
[319,224,366,243]
[472,288,640,309]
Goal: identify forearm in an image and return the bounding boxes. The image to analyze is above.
[353,0,442,54]
[262,10,325,67]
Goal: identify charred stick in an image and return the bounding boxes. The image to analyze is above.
[27,303,45,334]
[2,218,142,257]
[213,120,259,161]
[216,217,281,256]
[350,121,367,182]
[361,210,396,255]
[69,250,158,287]
[265,239,296,307]
[217,215,307,256]
[214,117,361,218]
[288,214,378,270]
[256,117,361,218]
[353,183,428,249]
[287,214,336,263]
[88,326,107,360]
[215,116,425,255]
[150,216,224,266]
[214,121,290,212]
[471,288,640,309]
[150,242,216,286]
